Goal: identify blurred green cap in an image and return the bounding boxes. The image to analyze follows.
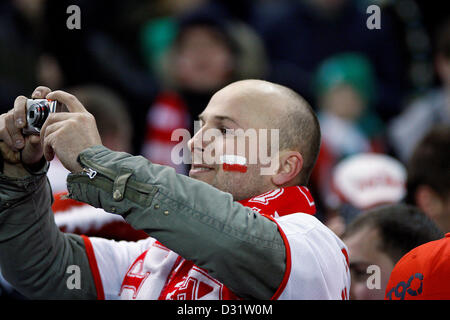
[314,52,376,105]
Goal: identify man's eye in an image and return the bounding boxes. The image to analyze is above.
[219,127,233,135]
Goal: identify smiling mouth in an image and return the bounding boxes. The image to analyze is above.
[189,164,215,174]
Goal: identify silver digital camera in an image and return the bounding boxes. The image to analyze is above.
[23,99,67,135]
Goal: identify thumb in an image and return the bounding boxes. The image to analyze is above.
[46,90,87,113]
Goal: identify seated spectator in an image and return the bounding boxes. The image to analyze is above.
[389,19,450,162]
[385,233,450,300]
[405,125,450,233]
[326,153,406,237]
[141,6,267,174]
[311,53,385,217]
[342,204,443,300]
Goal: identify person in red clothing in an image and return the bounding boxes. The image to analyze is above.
[0,80,350,300]
[385,233,450,300]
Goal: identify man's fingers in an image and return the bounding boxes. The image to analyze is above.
[42,130,57,162]
[13,95,27,129]
[46,90,87,113]
[31,86,52,99]
[40,118,65,148]
[21,135,44,165]
[0,114,13,146]
[4,110,24,150]
[40,112,73,146]
[0,141,20,164]
[0,114,21,163]
[28,134,41,145]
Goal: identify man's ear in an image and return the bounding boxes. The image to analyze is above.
[271,151,303,186]
[415,185,444,220]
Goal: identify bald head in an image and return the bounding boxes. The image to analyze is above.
[274,84,322,184]
[212,79,321,184]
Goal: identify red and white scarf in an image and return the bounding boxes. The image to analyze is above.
[238,186,316,217]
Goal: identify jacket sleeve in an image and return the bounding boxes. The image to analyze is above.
[0,163,98,299]
[67,145,287,299]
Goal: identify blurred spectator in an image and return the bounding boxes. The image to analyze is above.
[388,19,450,162]
[326,153,406,237]
[141,5,267,174]
[139,0,209,77]
[71,85,133,153]
[314,53,384,154]
[250,0,407,121]
[342,204,443,300]
[140,0,255,78]
[404,125,450,233]
[310,53,385,218]
[385,233,450,300]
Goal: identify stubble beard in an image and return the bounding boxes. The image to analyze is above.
[210,165,269,201]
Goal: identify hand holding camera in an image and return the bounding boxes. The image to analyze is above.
[0,87,51,169]
[23,98,68,135]
[0,86,102,174]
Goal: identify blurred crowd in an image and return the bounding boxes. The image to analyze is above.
[0,0,449,300]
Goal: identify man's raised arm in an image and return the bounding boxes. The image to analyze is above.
[65,145,286,300]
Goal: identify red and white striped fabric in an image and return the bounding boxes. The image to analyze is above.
[53,192,148,241]
[141,92,191,175]
[81,186,350,300]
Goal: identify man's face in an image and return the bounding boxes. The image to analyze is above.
[187,84,282,200]
[343,226,395,300]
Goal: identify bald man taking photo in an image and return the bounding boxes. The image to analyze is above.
[0,80,350,300]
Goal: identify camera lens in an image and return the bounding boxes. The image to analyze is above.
[28,101,49,129]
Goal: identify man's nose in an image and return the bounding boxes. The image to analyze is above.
[188,127,205,153]
[188,127,208,166]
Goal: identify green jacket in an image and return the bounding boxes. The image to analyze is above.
[0,146,285,299]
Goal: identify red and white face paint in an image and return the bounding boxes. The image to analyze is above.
[219,155,248,173]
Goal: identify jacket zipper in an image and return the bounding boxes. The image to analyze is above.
[76,157,156,195]
[82,167,97,179]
